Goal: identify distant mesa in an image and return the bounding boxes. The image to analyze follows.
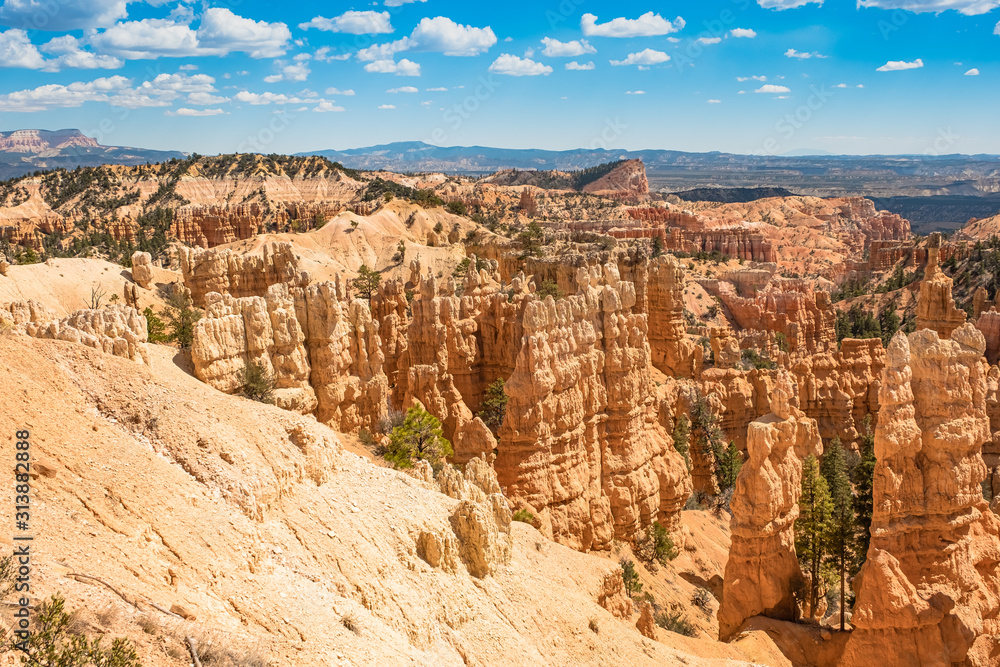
[671,187,799,204]
[0,128,184,180]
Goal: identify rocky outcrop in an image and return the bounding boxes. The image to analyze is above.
[710,326,742,369]
[191,279,388,431]
[581,159,649,197]
[975,309,1000,365]
[18,304,150,364]
[701,368,773,452]
[646,254,702,378]
[718,371,823,640]
[131,251,153,289]
[842,326,1000,666]
[450,495,513,578]
[636,601,658,640]
[0,260,9,276]
[915,233,966,338]
[719,282,835,356]
[597,568,634,620]
[179,242,309,307]
[496,263,691,552]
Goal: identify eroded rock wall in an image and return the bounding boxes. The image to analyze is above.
[842,326,1000,667]
[179,242,309,307]
[496,263,691,552]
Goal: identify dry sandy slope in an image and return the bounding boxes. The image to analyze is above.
[0,335,782,666]
[0,257,178,317]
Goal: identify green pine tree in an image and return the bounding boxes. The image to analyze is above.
[718,442,743,492]
[143,306,168,343]
[160,290,202,349]
[383,405,453,469]
[796,454,833,619]
[352,264,382,301]
[853,415,877,565]
[822,438,859,631]
[477,378,508,432]
[672,415,691,471]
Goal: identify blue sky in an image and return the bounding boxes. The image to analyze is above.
[0,0,997,155]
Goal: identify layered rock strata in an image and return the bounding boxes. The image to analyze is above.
[191,278,387,431]
[179,242,309,307]
[842,326,1000,666]
[496,263,692,552]
[915,233,967,337]
[8,303,150,364]
[718,371,823,640]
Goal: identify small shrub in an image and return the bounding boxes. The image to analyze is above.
[11,594,141,667]
[160,289,202,349]
[359,429,377,450]
[433,222,444,234]
[512,509,535,524]
[383,405,453,469]
[239,359,275,404]
[655,606,697,637]
[143,307,168,343]
[446,201,468,216]
[635,522,678,567]
[589,618,599,634]
[691,588,712,614]
[620,558,643,597]
[477,378,508,431]
[341,611,361,635]
[137,614,159,635]
[535,280,564,300]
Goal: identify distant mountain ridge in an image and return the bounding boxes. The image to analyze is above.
[0,129,185,180]
[299,141,1000,198]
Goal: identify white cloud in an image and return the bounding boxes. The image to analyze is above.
[755,84,791,93]
[89,9,290,60]
[488,53,552,76]
[757,0,824,8]
[378,104,396,109]
[178,64,197,71]
[0,0,127,31]
[610,48,670,66]
[540,37,595,57]
[0,28,45,68]
[995,20,1000,34]
[315,46,351,62]
[834,82,849,87]
[876,58,923,71]
[857,1,1000,16]
[426,86,448,91]
[625,90,645,94]
[0,74,130,111]
[707,99,722,103]
[565,60,595,70]
[235,90,305,105]
[965,68,980,75]
[364,58,421,75]
[186,91,227,105]
[729,28,757,38]
[313,100,345,112]
[696,36,722,45]
[166,107,227,116]
[387,85,419,93]
[785,48,828,59]
[737,75,767,81]
[385,0,426,5]
[197,8,291,59]
[409,16,496,56]
[298,11,392,35]
[264,61,310,83]
[581,12,685,37]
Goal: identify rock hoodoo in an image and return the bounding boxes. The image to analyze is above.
[915,232,967,338]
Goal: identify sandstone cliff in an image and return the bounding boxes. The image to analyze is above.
[915,233,966,337]
[717,371,823,640]
[842,326,1000,666]
[179,242,309,307]
[496,263,691,551]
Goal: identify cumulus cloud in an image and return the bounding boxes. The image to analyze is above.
[364,58,421,75]
[0,75,129,111]
[755,84,791,93]
[426,86,448,91]
[89,9,291,60]
[785,48,828,59]
[696,37,722,45]
[325,87,355,96]
[581,12,685,38]
[387,86,418,93]
[965,68,980,75]
[729,28,757,38]
[876,57,923,71]
[264,61,310,83]
[378,104,396,109]
[757,0,824,8]
[857,1,1000,15]
[565,60,595,70]
[235,90,306,105]
[166,107,227,116]
[488,53,552,76]
[356,16,496,63]
[298,11,392,35]
[707,99,722,103]
[625,90,645,94]
[0,28,44,68]
[737,75,767,81]
[540,37,595,57]
[995,20,1000,34]
[610,48,670,66]
[313,100,345,112]
[0,0,128,31]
